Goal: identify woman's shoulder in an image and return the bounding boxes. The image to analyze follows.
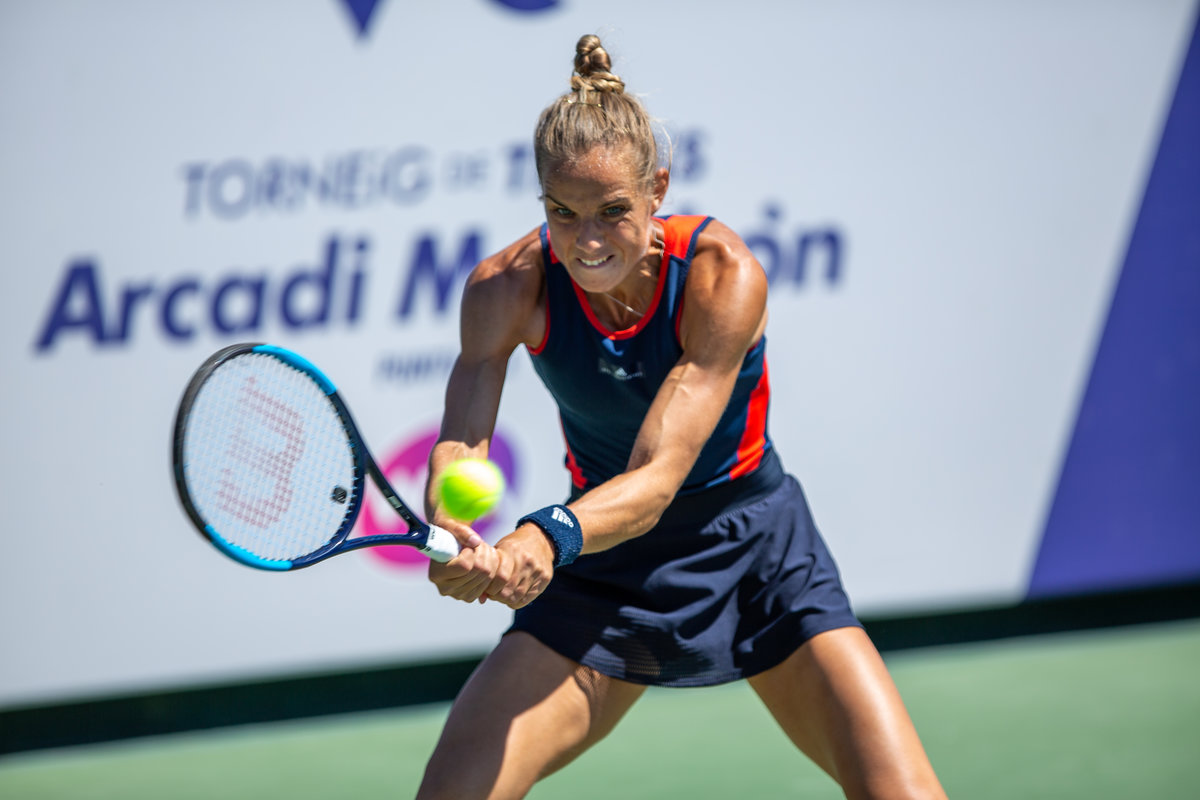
[683,217,761,280]
[656,215,748,264]
[465,227,548,305]
[676,216,768,347]
[462,227,547,349]
[472,227,545,283]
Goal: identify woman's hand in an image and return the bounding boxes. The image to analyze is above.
[427,522,555,609]
[483,524,557,609]
[427,519,499,604]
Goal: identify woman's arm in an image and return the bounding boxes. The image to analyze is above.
[566,220,768,549]
[424,229,548,603]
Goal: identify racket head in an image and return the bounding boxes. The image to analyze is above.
[172,343,367,570]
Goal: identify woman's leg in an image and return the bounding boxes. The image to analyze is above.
[416,631,646,800]
[747,627,946,800]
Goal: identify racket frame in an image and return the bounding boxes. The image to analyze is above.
[172,342,457,570]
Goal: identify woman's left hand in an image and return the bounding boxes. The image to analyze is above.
[484,524,557,609]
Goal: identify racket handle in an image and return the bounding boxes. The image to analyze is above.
[421,524,461,563]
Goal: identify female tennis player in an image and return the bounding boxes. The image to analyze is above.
[418,34,946,800]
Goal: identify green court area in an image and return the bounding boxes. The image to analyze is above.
[2,619,1197,799]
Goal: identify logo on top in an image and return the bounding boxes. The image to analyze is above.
[339,0,561,40]
[598,359,644,381]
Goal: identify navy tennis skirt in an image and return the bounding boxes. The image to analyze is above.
[508,451,862,687]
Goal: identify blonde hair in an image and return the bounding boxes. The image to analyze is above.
[534,34,661,191]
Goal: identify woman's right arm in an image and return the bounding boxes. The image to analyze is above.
[424,229,546,603]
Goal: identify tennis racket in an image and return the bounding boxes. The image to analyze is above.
[172,342,460,570]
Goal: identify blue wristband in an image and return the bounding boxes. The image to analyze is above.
[517,504,583,568]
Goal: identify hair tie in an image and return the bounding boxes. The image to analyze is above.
[567,92,602,107]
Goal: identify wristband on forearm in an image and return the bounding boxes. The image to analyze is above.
[517,504,583,568]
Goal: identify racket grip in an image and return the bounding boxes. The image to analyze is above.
[421,524,461,563]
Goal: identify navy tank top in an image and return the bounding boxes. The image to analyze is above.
[527,215,774,495]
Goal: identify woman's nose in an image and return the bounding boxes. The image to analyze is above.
[577,217,604,249]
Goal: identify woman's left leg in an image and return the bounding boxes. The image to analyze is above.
[747,626,946,800]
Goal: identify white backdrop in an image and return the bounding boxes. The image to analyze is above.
[2,0,1195,708]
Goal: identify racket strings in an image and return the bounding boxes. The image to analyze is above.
[182,353,359,561]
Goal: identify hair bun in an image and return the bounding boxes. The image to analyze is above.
[571,34,624,96]
[534,33,661,192]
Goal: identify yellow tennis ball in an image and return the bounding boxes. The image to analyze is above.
[437,458,505,522]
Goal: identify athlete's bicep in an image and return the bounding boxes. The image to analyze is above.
[435,232,545,454]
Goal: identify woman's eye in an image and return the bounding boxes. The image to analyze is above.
[603,206,626,217]
[552,207,574,217]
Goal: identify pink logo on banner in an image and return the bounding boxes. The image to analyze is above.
[356,425,519,570]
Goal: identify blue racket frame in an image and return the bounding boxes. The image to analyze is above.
[172,342,452,570]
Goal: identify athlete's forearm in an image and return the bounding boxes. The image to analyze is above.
[564,465,681,554]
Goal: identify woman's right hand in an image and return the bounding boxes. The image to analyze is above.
[427,520,500,604]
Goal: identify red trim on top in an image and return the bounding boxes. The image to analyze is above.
[663,215,708,345]
[528,292,550,355]
[563,430,587,489]
[660,215,708,259]
[674,293,686,345]
[552,215,712,341]
[729,356,770,480]
[557,216,696,341]
[528,237,563,355]
[570,264,667,340]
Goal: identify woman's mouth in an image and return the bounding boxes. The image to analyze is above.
[579,255,612,267]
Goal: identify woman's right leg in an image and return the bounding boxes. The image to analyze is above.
[416,631,647,800]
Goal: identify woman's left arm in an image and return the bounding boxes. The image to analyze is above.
[563,220,769,549]
[483,221,768,608]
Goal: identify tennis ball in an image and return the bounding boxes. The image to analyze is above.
[437,458,505,522]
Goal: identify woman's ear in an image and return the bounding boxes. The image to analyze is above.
[650,167,670,212]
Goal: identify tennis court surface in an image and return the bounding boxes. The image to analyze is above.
[2,618,1197,798]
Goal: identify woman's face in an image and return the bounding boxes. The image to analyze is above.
[541,143,669,296]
